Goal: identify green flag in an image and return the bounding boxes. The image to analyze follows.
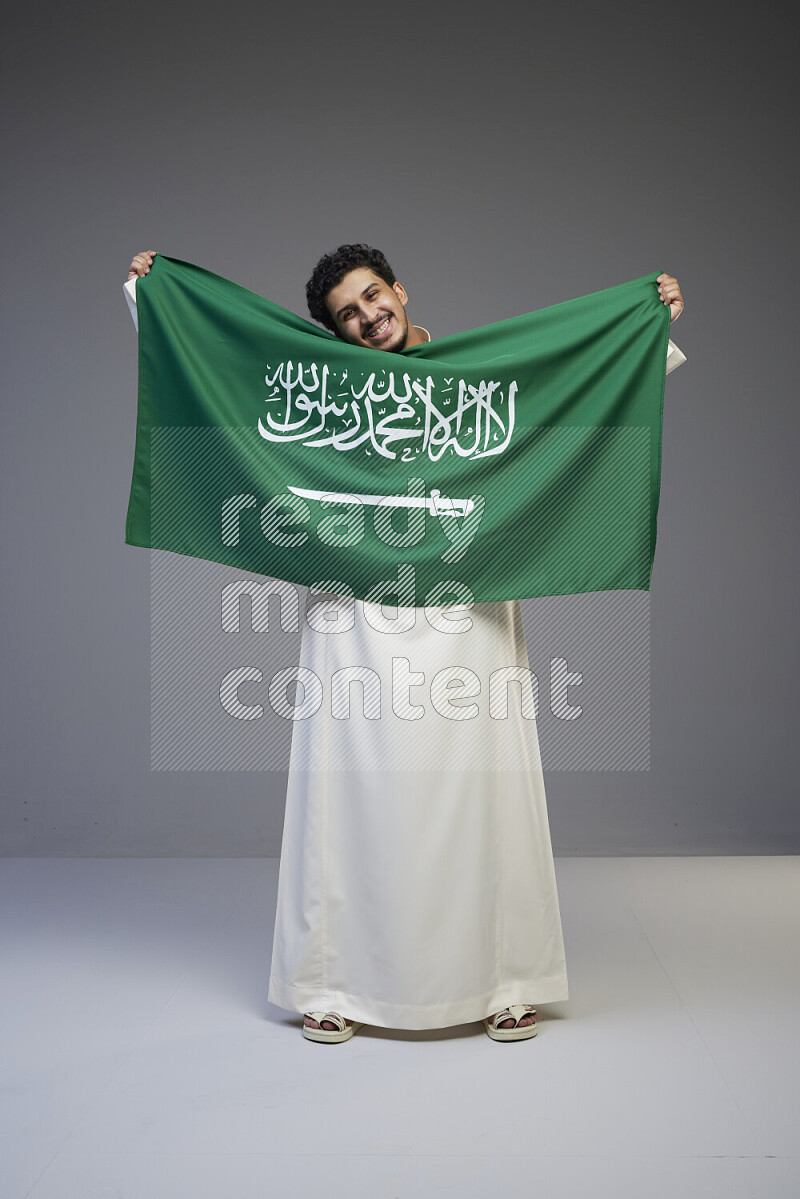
[125,254,671,605]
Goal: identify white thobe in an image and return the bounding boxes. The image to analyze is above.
[124,276,686,1029]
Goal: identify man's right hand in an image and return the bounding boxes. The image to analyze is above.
[127,250,158,281]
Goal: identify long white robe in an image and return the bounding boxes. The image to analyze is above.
[124,276,686,1029]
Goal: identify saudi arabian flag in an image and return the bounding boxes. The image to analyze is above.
[124,254,672,606]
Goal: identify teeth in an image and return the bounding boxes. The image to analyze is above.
[369,316,390,337]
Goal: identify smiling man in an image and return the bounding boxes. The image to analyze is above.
[305,244,431,351]
[125,245,686,1045]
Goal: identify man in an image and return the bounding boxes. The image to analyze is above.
[125,247,686,1043]
[302,243,432,351]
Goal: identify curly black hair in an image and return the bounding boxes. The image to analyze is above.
[305,244,397,333]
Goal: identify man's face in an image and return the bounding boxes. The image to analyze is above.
[325,267,411,352]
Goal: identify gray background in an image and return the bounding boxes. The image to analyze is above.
[2,1,797,855]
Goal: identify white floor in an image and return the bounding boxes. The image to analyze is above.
[1,856,798,1199]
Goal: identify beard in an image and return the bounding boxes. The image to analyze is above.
[388,312,410,351]
[366,309,409,352]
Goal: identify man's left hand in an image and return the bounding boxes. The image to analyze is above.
[657,273,684,324]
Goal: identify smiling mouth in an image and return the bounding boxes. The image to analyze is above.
[365,315,392,341]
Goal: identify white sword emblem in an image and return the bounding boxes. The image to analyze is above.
[287,485,474,518]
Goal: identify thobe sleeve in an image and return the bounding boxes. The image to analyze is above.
[666,336,686,375]
[123,276,138,331]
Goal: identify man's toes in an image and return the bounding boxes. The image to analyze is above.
[303,1014,353,1030]
[494,1008,536,1029]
